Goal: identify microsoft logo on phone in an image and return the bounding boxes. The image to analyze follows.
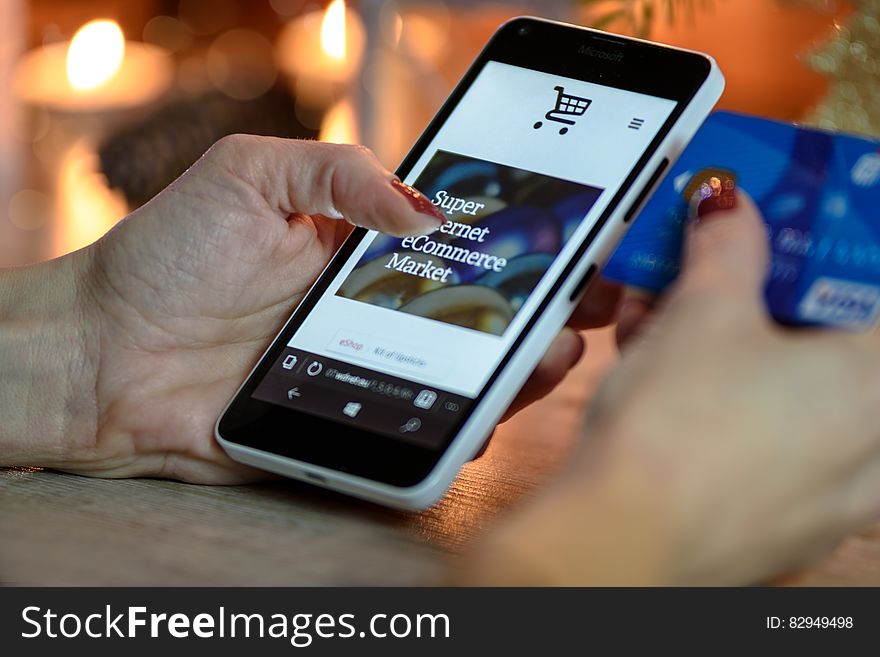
[578,45,624,63]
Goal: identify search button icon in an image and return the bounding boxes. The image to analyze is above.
[399,418,422,434]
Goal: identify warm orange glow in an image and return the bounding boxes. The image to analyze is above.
[276,1,365,105]
[15,32,172,111]
[66,20,125,91]
[321,0,347,61]
[277,1,365,87]
[55,140,128,256]
[401,13,448,64]
[392,12,404,47]
[319,99,359,144]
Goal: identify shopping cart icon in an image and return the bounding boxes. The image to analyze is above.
[533,86,592,135]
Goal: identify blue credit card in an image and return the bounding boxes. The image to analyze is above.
[604,111,880,329]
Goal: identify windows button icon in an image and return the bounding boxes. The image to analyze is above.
[414,390,438,410]
[343,402,362,418]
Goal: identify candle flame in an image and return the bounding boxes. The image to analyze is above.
[66,20,125,91]
[319,99,359,144]
[320,0,347,61]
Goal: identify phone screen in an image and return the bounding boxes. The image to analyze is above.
[248,60,676,449]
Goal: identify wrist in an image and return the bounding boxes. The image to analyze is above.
[0,247,99,466]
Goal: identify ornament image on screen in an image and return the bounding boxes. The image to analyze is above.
[337,150,604,336]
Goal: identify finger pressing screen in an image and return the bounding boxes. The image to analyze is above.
[206,136,445,237]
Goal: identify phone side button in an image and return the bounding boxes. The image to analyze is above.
[569,264,598,302]
[623,157,670,223]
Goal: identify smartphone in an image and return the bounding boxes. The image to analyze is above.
[216,17,725,509]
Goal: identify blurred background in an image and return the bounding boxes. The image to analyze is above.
[0,0,875,268]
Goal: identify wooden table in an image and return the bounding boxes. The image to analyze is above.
[2,329,879,586]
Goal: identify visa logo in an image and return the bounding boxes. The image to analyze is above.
[799,277,880,328]
[851,152,880,188]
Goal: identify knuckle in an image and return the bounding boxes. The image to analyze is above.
[667,282,722,321]
[322,143,369,175]
[671,278,764,334]
[338,143,378,166]
[208,133,255,159]
[351,143,375,159]
[318,146,369,216]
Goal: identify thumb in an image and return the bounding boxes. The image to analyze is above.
[678,186,770,301]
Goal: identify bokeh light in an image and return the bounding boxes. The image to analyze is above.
[66,20,125,91]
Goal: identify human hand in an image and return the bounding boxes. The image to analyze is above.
[469,191,880,585]
[6,136,619,483]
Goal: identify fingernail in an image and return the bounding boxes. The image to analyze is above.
[391,179,446,224]
[325,205,345,220]
[688,173,738,224]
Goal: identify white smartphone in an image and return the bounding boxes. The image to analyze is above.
[216,17,724,509]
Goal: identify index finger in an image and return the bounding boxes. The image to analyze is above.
[206,136,445,237]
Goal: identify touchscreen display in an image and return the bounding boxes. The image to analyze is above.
[251,60,676,448]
